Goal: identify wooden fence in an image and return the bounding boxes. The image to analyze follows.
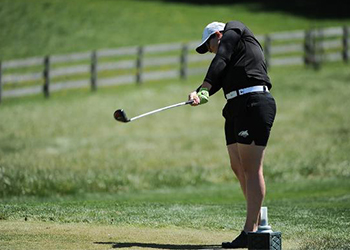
[0,26,349,103]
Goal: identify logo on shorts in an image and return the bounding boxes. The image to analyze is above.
[238,130,249,138]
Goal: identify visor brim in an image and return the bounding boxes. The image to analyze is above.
[196,44,208,54]
[195,32,215,54]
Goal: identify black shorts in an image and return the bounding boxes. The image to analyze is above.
[223,92,276,146]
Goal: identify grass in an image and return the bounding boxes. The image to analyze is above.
[1,63,350,197]
[1,0,350,60]
[0,221,242,250]
[1,180,350,249]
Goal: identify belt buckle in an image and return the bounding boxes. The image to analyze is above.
[226,91,237,100]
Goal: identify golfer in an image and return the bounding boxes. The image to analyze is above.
[188,21,276,248]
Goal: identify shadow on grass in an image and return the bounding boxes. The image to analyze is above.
[94,242,222,249]
[144,0,350,19]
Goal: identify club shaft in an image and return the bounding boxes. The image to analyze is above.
[130,100,193,122]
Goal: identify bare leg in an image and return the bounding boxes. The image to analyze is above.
[237,143,266,232]
[222,143,266,248]
[227,143,247,199]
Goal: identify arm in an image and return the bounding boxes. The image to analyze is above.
[204,29,241,86]
[189,30,241,106]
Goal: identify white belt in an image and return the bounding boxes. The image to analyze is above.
[225,85,269,100]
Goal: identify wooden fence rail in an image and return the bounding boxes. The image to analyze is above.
[0,26,349,103]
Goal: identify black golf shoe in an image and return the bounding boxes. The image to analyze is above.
[222,230,248,249]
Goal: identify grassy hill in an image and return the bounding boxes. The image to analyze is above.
[1,0,350,60]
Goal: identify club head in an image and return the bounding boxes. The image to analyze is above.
[114,109,130,123]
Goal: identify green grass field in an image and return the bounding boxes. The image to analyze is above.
[1,63,350,197]
[1,0,350,249]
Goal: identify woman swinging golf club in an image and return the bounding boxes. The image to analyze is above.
[188,21,276,249]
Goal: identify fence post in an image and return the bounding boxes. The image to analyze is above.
[304,30,312,65]
[264,35,271,69]
[0,61,2,104]
[91,50,97,91]
[136,46,143,84]
[180,43,188,80]
[43,56,50,98]
[343,26,349,63]
[304,29,319,69]
[314,29,323,70]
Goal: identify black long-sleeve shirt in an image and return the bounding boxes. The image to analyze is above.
[202,21,271,96]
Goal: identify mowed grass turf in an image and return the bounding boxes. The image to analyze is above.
[1,181,349,250]
[0,221,237,250]
[1,180,350,250]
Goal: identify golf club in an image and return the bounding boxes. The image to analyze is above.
[114,100,194,123]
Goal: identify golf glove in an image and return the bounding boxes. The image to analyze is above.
[197,88,209,105]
